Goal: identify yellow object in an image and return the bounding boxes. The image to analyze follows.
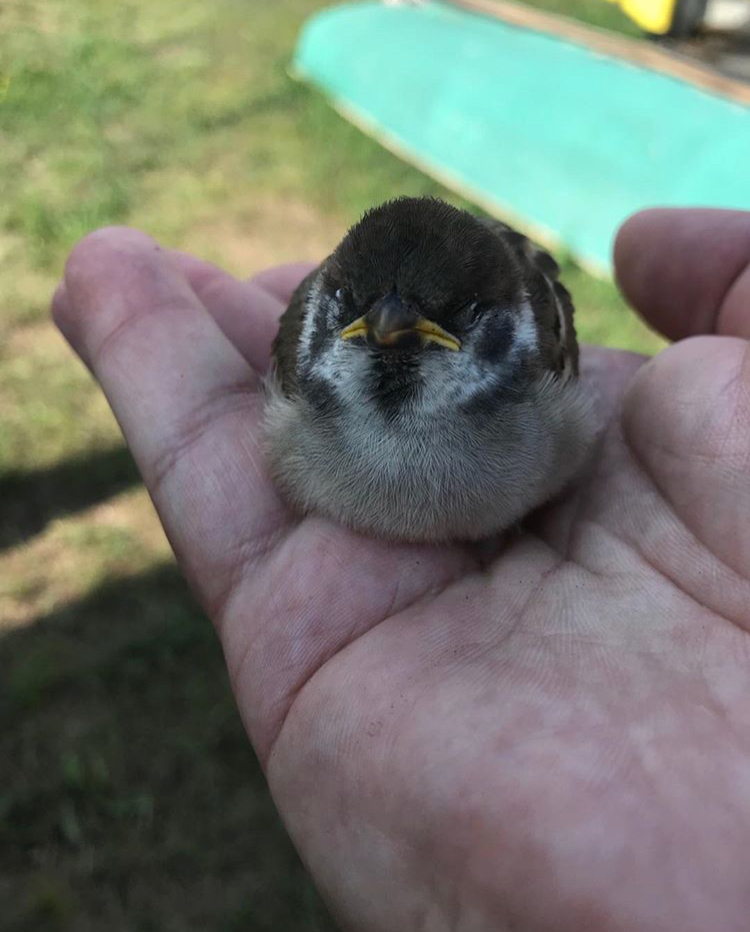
[339,318,368,340]
[600,0,680,33]
[412,318,462,350]
[340,316,462,350]
[621,0,679,33]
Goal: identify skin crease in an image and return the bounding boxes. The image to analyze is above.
[52,208,750,932]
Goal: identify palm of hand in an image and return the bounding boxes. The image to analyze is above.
[54,209,750,931]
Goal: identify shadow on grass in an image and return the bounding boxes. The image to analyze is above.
[0,564,336,932]
[0,446,142,552]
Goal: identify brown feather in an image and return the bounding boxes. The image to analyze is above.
[479,216,579,376]
[271,266,321,397]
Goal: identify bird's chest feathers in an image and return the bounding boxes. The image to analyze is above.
[303,338,504,418]
[301,349,507,485]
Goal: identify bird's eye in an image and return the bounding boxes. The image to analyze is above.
[335,287,346,304]
[465,301,483,328]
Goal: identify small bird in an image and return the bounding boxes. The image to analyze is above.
[264,196,595,542]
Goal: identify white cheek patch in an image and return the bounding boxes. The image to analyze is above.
[296,281,372,405]
[297,278,324,370]
[513,299,539,355]
[313,343,370,405]
[415,301,539,416]
[417,347,498,414]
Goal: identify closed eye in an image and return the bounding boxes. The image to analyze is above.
[334,287,357,319]
[464,300,484,329]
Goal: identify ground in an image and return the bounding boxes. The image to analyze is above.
[0,1,662,929]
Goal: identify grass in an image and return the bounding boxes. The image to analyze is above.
[0,0,664,928]
[506,0,643,33]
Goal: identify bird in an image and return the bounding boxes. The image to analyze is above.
[264,196,596,543]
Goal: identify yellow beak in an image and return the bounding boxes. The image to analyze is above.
[340,315,461,351]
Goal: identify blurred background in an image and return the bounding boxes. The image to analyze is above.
[0,0,745,929]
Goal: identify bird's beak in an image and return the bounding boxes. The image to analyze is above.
[340,294,461,351]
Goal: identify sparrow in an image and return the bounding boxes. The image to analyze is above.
[264,196,595,543]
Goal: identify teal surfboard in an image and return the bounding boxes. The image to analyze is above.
[293,1,750,274]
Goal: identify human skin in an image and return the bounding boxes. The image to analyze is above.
[53,208,750,932]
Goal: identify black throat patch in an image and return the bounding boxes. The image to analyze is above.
[368,352,422,419]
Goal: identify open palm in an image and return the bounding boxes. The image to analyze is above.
[54,208,750,932]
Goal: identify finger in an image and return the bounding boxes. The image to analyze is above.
[622,335,750,598]
[166,251,284,371]
[168,253,316,371]
[52,281,94,370]
[60,251,313,373]
[614,208,750,341]
[55,226,291,616]
[54,260,283,374]
[171,251,315,303]
[251,262,317,303]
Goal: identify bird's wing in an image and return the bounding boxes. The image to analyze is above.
[479,217,579,378]
[479,216,560,280]
[271,265,322,396]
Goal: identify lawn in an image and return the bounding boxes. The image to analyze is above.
[0,0,662,928]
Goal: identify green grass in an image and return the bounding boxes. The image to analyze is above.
[1,568,333,932]
[0,0,663,928]
[508,0,643,33]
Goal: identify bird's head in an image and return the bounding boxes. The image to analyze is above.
[296,197,542,417]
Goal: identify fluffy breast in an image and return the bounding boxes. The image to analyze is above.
[262,370,596,542]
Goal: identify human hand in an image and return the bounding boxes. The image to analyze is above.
[53,208,750,932]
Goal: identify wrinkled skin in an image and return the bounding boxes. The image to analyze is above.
[53,209,750,932]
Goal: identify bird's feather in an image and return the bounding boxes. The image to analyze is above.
[271,266,320,397]
[478,217,578,377]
